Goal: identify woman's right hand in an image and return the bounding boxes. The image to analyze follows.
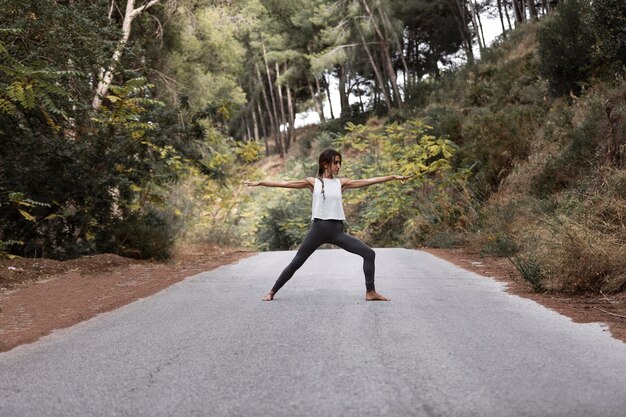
[243,180,260,186]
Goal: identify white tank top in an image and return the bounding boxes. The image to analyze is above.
[311,178,346,220]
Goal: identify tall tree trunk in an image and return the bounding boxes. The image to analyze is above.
[378,6,410,91]
[322,73,335,119]
[244,115,251,141]
[357,26,393,113]
[262,43,283,157]
[93,0,160,109]
[528,0,538,20]
[275,62,289,152]
[474,1,487,48]
[468,0,485,51]
[338,64,349,117]
[379,51,395,109]
[309,81,325,122]
[286,81,295,146]
[251,105,260,142]
[314,79,326,121]
[108,0,115,19]
[450,0,475,64]
[356,80,365,113]
[503,0,513,29]
[360,0,402,108]
[406,33,414,89]
[496,0,507,38]
[256,63,277,156]
[548,0,557,12]
[256,100,269,156]
[373,77,379,109]
[512,0,524,23]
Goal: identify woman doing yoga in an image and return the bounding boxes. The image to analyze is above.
[244,149,412,301]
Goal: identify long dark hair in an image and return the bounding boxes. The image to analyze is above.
[317,149,342,200]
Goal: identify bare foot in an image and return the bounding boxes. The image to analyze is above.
[262,292,274,301]
[366,291,391,301]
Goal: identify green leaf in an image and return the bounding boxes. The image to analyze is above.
[18,209,36,222]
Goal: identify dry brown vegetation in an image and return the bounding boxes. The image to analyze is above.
[416,21,626,297]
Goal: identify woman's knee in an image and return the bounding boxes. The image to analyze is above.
[364,247,375,262]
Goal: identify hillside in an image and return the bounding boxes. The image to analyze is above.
[252,21,626,300]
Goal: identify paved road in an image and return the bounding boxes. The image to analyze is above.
[1,248,625,417]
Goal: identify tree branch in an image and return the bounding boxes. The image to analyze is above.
[108,0,116,20]
[131,0,160,19]
[593,307,626,319]
[321,42,379,57]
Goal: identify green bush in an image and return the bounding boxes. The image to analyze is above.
[403,80,436,110]
[423,105,464,144]
[255,195,310,251]
[531,102,602,196]
[537,0,595,96]
[590,0,626,76]
[104,211,176,260]
[461,105,540,194]
[510,255,545,292]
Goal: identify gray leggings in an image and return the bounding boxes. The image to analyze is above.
[271,219,376,294]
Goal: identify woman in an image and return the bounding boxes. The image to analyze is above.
[244,149,411,301]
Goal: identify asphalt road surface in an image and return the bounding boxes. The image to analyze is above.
[1,248,625,417]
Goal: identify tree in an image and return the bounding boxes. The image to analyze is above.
[93,0,161,109]
[537,0,594,96]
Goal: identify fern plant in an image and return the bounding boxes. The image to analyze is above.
[0,36,78,129]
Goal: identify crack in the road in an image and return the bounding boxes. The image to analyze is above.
[0,386,22,394]
[127,343,192,394]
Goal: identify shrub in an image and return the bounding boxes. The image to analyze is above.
[531,216,626,293]
[104,211,176,260]
[192,225,242,248]
[423,105,464,144]
[461,105,540,194]
[531,101,603,196]
[403,80,436,109]
[422,230,466,249]
[481,233,519,257]
[590,0,626,76]
[255,194,310,251]
[537,0,595,96]
[510,254,545,292]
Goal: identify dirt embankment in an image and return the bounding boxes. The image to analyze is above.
[0,247,254,353]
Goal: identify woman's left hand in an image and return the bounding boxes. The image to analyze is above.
[392,174,414,181]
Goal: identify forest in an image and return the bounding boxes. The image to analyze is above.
[1,0,625,294]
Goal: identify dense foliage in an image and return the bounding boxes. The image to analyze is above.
[0,0,261,258]
[0,0,505,259]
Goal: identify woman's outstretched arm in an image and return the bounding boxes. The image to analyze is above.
[244,177,315,190]
[341,175,413,190]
